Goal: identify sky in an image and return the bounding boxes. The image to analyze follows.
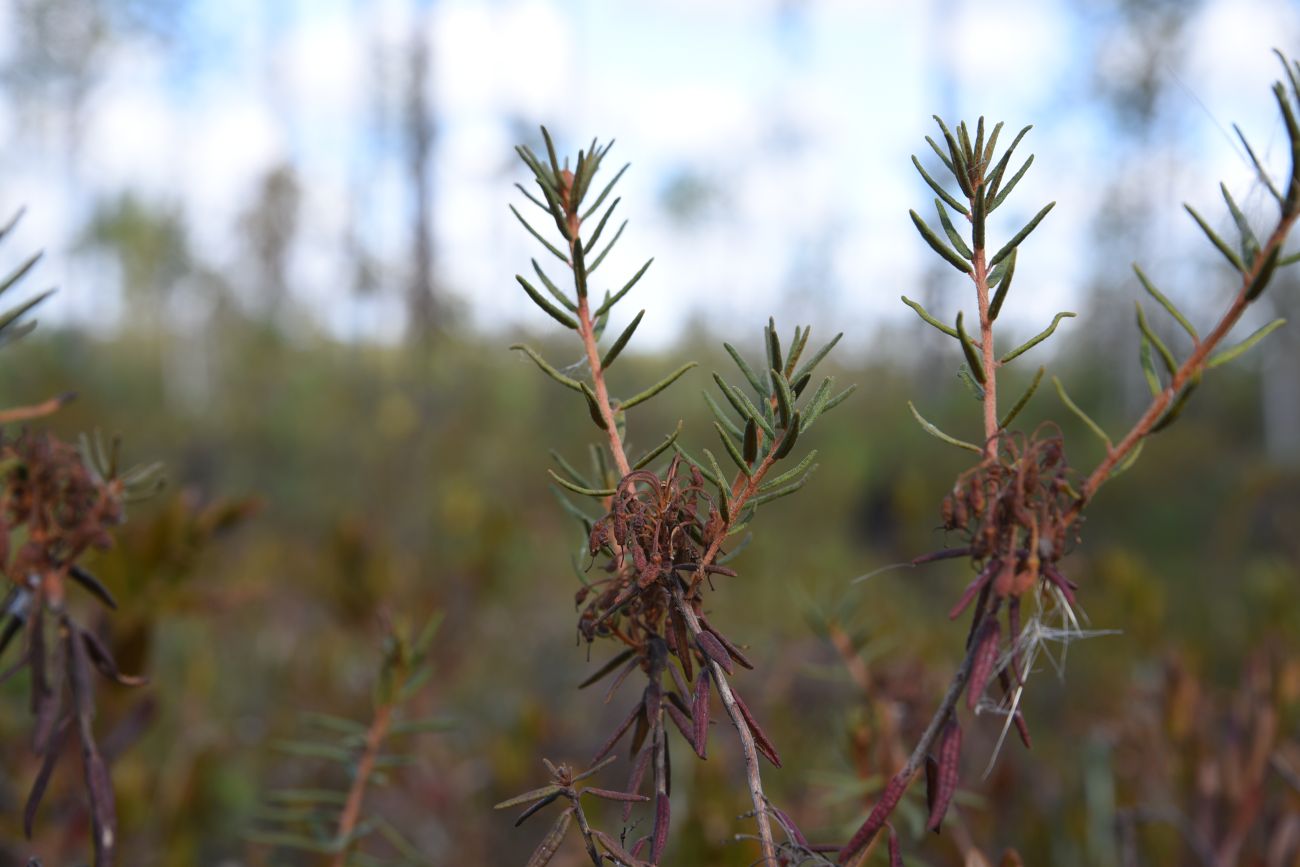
[0,0,1297,349]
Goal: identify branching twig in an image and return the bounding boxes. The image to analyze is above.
[1070,212,1299,515]
[328,703,393,867]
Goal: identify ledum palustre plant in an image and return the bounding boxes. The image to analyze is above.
[247,612,449,866]
[0,209,162,867]
[837,50,1300,864]
[495,131,852,864]
[499,51,1300,866]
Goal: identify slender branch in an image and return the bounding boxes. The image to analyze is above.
[562,187,632,480]
[670,587,776,862]
[972,240,999,456]
[567,795,606,866]
[329,702,393,867]
[896,640,977,788]
[0,392,73,425]
[1070,210,1299,517]
[577,287,631,478]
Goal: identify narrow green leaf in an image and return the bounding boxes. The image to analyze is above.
[301,711,368,737]
[515,181,549,213]
[985,125,1032,200]
[1151,378,1199,433]
[717,532,752,564]
[510,344,582,392]
[540,126,562,178]
[912,156,970,216]
[550,449,593,488]
[983,121,1004,165]
[1273,82,1300,215]
[579,382,608,430]
[900,295,958,338]
[515,145,557,197]
[531,259,576,312]
[1220,183,1260,265]
[1134,303,1176,375]
[723,342,769,398]
[957,363,985,401]
[759,449,816,490]
[571,239,589,300]
[1207,318,1286,368]
[516,275,578,329]
[742,418,758,464]
[715,422,752,476]
[1185,205,1246,272]
[1052,377,1111,447]
[956,311,984,381]
[547,469,615,498]
[772,411,801,459]
[581,163,629,222]
[715,375,775,439]
[1112,439,1145,478]
[672,443,725,489]
[973,116,986,171]
[907,401,981,453]
[703,390,742,438]
[594,258,653,317]
[587,220,627,273]
[972,185,987,251]
[583,198,621,255]
[0,208,25,243]
[933,116,972,196]
[620,362,697,410]
[273,740,354,763]
[765,318,784,375]
[770,369,793,428]
[601,309,644,369]
[1246,244,1281,300]
[0,252,42,298]
[269,788,350,805]
[925,135,955,175]
[632,421,683,470]
[510,205,568,263]
[823,384,855,413]
[989,201,1055,267]
[999,365,1045,429]
[1139,337,1162,397]
[1000,311,1075,363]
[990,155,1035,210]
[1133,265,1197,340]
[988,249,1017,321]
[935,199,973,260]
[1234,123,1282,204]
[784,325,810,377]
[701,448,730,492]
[0,289,53,335]
[750,463,815,506]
[1280,251,1300,267]
[792,331,843,382]
[910,210,974,273]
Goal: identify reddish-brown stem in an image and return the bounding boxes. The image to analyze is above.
[568,200,778,860]
[1069,211,1298,518]
[972,247,999,457]
[0,393,72,425]
[329,702,393,867]
[577,287,631,479]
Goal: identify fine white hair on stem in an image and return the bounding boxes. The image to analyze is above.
[977,582,1120,777]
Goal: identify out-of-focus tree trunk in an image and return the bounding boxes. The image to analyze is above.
[404,19,437,346]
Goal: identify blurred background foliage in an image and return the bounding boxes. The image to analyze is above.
[0,0,1298,865]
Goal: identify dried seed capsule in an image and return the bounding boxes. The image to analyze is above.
[926,718,962,832]
[967,615,1001,712]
